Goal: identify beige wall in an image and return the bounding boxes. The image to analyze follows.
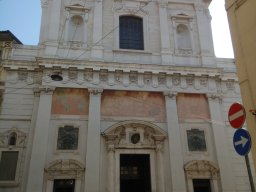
[225,0,256,171]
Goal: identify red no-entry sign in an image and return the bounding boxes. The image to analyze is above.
[228,103,246,129]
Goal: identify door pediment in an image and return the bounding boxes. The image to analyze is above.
[102,120,166,149]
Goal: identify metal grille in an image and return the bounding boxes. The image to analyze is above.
[57,126,79,150]
[187,129,207,151]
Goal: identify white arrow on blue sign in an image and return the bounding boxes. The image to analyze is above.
[233,129,251,156]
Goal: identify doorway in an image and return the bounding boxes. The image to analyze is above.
[193,179,212,192]
[120,154,151,192]
[53,179,75,192]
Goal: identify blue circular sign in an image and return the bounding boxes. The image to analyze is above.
[233,129,251,156]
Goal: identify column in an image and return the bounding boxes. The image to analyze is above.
[154,138,165,192]
[26,86,55,192]
[85,88,103,192]
[91,0,103,59]
[207,94,235,192]
[164,92,187,192]
[158,1,172,64]
[105,134,117,192]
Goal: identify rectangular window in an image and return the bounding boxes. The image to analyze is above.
[0,151,19,181]
[187,129,207,152]
[119,16,144,50]
[57,126,79,150]
[193,179,211,192]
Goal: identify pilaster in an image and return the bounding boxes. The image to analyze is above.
[164,91,187,192]
[44,0,62,56]
[194,3,215,66]
[22,88,41,192]
[154,136,166,192]
[207,93,235,192]
[26,86,55,192]
[158,1,172,64]
[85,88,103,192]
[105,134,117,192]
[91,0,103,60]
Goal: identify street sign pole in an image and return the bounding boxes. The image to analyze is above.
[229,103,255,192]
[245,154,256,192]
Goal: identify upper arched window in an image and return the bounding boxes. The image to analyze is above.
[176,24,191,50]
[119,16,144,50]
[8,132,17,146]
[68,15,84,42]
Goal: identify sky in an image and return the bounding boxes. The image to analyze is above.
[0,0,234,58]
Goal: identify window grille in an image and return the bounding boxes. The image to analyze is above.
[187,129,206,151]
[119,16,144,50]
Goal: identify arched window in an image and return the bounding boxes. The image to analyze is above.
[68,15,84,42]
[8,132,17,146]
[176,24,191,50]
[119,16,144,50]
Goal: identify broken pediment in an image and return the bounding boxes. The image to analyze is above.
[102,120,166,149]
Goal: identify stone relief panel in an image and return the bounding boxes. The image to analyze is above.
[177,93,210,121]
[101,91,166,122]
[51,88,89,115]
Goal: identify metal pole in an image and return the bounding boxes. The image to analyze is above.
[245,154,255,192]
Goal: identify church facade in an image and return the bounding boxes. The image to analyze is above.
[0,0,255,192]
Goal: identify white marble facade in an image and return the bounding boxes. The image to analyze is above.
[0,0,255,192]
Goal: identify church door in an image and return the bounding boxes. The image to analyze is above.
[120,154,151,192]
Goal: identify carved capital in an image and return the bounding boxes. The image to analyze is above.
[38,86,55,95]
[206,93,222,102]
[102,133,117,152]
[88,88,103,95]
[163,91,177,99]
[33,88,41,97]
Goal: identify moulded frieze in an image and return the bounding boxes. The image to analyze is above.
[100,70,108,82]
[143,73,152,85]
[186,75,194,86]
[40,67,225,93]
[115,70,123,84]
[84,69,93,81]
[17,70,28,81]
[129,72,138,84]
[172,74,181,86]
[158,73,166,86]
[68,69,78,81]
[226,79,235,90]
